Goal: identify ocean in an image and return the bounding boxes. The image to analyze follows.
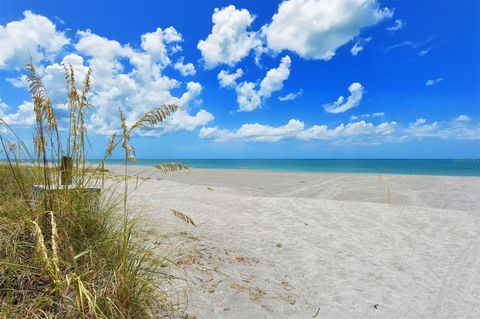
[98,159,480,176]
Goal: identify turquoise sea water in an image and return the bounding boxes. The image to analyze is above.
[98,159,480,176]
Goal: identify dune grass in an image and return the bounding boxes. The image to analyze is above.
[0,62,187,318]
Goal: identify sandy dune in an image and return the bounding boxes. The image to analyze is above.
[107,165,480,318]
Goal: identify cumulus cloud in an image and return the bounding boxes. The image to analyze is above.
[41,54,90,107]
[0,11,69,70]
[219,56,292,111]
[200,116,479,143]
[386,19,406,32]
[71,27,212,135]
[298,120,396,141]
[455,115,471,122]
[262,0,392,60]
[1,13,213,135]
[350,37,372,56]
[404,118,439,138]
[0,98,8,115]
[350,112,385,120]
[258,55,291,98]
[6,75,28,88]
[200,118,397,142]
[1,101,36,126]
[200,119,304,142]
[174,57,196,76]
[141,109,214,137]
[279,89,303,101]
[197,5,260,69]
[218,68,244,88]
[404,117,479,140]
[141,26,182,66]
[235,81,262,112]
[323,82,364,114]
[426,78,443,86]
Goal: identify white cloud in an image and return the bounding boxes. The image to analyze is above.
[76,30,126,59]
[419,48,431,56]
[299,120,397,140]
[218,68,244,88]
[41,54,90,107]
[167,109,213,131]
[368,112,385,117]
[0,11,69,70]
[142,109,214,137]
[6,75,28,88]
[140,26,182,67]
[70,27,210,135]
[385,37,433,52]
[262,0,392,60]
[237,119,304,141]
[200,119,304,142]
[1,101,36,126]
[404,117,479,140]
[235,82,262,112]
[404,118,434,137]
[174,57,196,76]
[1,13,212,136]
[197,5,260,68]
[279,89,303,101]
[0,98,8,115]
[219,56,292,111]
[455,115,471,122]
[350,37,372,56]
[198,127,230,141]
[350,112,385,120]
[200,116,480,143]
[258,55,291,98]
[324,82,364,113]
[386,19,406,32]
[200,118,397,142]
[426,78,443,86]
[178,81,203,107]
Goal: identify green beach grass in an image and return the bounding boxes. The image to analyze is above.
[0,62,188,318]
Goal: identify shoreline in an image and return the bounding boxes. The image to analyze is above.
[2,160,478,177]
[115,165,480,177]
[106,163,480,178]
[103,159,480,177]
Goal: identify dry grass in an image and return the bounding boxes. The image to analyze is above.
[170,209,196,227]
[0,61,189,318]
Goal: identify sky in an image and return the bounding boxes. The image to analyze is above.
[0,0,479,159]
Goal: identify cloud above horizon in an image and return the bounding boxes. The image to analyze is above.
[386,19,406,32]
[323,82,364,114]
[262,0,392,60]
[0,1,478,158]
[0,10,69,70]
[218,55,291,111]
[198,0,393,67]
[197,5,260,69]
[279,89,303,101]
[200,116,480,143]
[0,11,211,136]
[426,78,443,86]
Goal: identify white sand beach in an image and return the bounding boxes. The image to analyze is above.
[107,165,480,318]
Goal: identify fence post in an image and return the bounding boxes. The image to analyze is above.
[61,156,73,186]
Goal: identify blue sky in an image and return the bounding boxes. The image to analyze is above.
[0,0,479,159]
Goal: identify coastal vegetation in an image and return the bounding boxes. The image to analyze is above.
[0,62,186,318]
